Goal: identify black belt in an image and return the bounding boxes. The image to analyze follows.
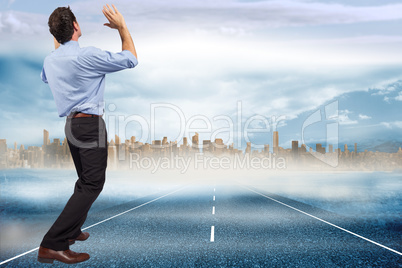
[68,112,102,119]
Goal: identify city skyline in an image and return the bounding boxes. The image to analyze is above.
[1,129,401,171]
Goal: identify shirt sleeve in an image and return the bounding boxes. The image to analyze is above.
[78,48,138,75]
[40,67,48,84]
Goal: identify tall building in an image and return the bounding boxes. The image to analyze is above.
[203,140,211,153]
[273,131,279,154]
[0,139,7,155]
[264,144,269,154]
[183,137,188,147]
[354,143,357,153]
[62,138,69,155]
[43,129,50,149]
[316,143,325,154]
[273,131,279,148]
[328,144,333,153]
[245,142,251,154]
[215,138,224,148]
[162,137,168,145]
[344,144,348,152]
[192,133,199,151]
[214,138,224,154]
[292,141,299,156]
[115,135,121,145]
[300,144,307,153]
[108,140,117,169]
[154,140,161,146]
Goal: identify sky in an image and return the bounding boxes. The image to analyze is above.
[0,0,401,151]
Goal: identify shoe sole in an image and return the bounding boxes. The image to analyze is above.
[37,256,90,264]
[37,257,54,264]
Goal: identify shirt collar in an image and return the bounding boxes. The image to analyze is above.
[62,40,80,47]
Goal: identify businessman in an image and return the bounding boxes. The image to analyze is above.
[38,4,137,264]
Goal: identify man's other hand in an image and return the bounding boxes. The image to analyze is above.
[102,4,127,30]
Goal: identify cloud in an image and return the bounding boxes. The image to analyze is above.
[395,92,402,101]
[370,80,402,96]
[338,110,358,125]
[358,114,371,120]
[70,0,402,30]
[5,0,402,38]
[0,11,47,35]
[381,121,402,129]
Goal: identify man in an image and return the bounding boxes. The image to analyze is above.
[38,4,137,264]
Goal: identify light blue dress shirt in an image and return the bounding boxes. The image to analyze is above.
[41,40,137,117]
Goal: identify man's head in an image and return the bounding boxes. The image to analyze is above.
[48,6,81,44]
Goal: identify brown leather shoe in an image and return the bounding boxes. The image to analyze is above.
[68,232,90,245]
[37,246,90,264]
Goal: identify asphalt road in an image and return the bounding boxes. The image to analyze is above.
[1,183,401,267]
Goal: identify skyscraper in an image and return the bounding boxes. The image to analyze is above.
[162,137,168,145]
[300,144,307,153]
[43,129,50,148]
[0,139,7,155]
[292,141,299,156]
[192,133,199,151]
[273,131,279,154]
[328,144,333,153]
[115,135,121,145]
[245,142,251,154]
[203,140,211,153]
[273,131,279,148]
[264,144,269,154]
[316,143,325,154]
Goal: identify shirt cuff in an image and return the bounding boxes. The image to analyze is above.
[121,50,138,68]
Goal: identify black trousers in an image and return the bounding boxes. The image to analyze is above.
[40,117,108,251]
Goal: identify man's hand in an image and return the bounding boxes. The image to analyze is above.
[102,4,126,30]
[102,4,137,59]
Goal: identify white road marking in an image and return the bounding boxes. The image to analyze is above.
[0,248,39,266]
[0,186,187,266]
[212,206,215,215]
[243,185,402,256]
[211,226,215,242]
[213,196,215,201]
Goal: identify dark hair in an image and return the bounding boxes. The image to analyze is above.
[48,6,77,44]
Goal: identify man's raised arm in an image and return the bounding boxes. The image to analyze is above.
[102,4,137,59]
